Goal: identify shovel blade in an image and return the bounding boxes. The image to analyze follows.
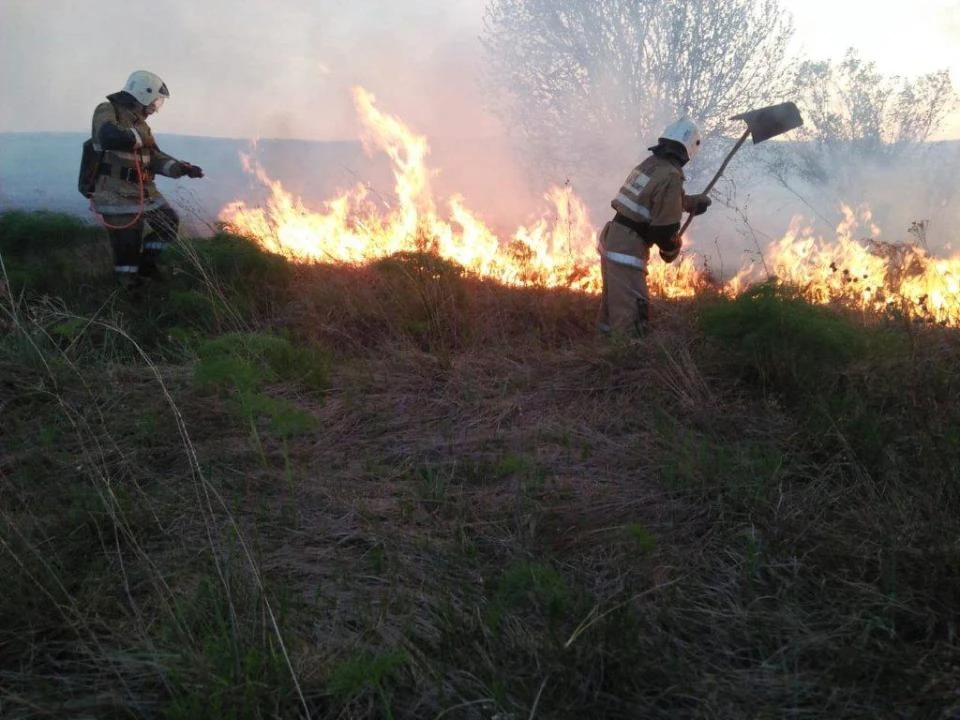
[730,101,804,144]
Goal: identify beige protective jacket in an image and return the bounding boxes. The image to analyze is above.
[604,154,687,267]
[90,92,186,215]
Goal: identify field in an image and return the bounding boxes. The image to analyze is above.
[2,210,959,719]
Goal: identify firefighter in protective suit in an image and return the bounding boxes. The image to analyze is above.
[597,118,712,336]
[89,70,204,286]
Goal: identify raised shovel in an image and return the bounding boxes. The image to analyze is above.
[680,101,804,236]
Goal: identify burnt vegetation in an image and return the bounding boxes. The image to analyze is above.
[2,210,960,719]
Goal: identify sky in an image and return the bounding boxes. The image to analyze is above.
[1,0,958,142]
[779,0,960,139]
[0,0,493,141]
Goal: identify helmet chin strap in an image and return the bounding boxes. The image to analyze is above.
[651,141,689,167]
[142,98,165,117]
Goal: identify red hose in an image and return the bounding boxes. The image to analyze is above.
[90,150,146,230]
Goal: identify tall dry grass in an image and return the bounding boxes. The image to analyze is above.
[1,210,959,719]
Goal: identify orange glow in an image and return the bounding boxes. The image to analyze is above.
[730,206,960,326]
[220,87,616,292]
[220,86,960,326]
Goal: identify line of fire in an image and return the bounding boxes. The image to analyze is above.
[220,87,960,328]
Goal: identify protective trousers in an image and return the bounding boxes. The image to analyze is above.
[596,222,650,337]
[104,203,180,281]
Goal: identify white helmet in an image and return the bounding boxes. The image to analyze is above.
[122,70,170,111]
[658,117,702,162]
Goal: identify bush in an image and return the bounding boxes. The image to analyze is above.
[178,231,289,284]
[0,210,104,258]
[194,331,329,393]
[193,331,329,437]
[0,210,110,299]
[699,282,869,403]
[163,231,293,321]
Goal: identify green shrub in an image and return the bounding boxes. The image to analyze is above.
[158,572,303,720]
[699,282,869,403]
[165,289,217,328]
[495,559,576,620]
[0,210,104,258]
[326,649,408,712]
[195,331,329,393]
[193,331,327,438]
[0,210,110,299]
[239,391,319,437]
[195,231,288,280]
[170,231,291,314]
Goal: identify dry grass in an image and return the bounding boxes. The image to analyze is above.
[2,214,960,719]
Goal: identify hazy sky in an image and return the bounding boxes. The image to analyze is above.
[780,0,960,138]
[1,0,958,140]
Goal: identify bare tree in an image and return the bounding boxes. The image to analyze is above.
[753,48,959,240]
[778,49,957,183]
[481,0,795,187]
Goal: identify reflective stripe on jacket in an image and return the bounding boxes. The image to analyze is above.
[611,154,685,228]
[597,220,648,271]
[605,154,687,267]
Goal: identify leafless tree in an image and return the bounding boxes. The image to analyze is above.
[481,0,796,186]
[777,49,957,183]
[754,48,959,238]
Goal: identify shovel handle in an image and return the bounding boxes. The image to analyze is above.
[678,127,751,237]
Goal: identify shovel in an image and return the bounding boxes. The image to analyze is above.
[679,101,804,236]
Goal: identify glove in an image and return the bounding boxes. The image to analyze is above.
[659,234,682,263]
[179,162,204,179]
[685,193,712,216]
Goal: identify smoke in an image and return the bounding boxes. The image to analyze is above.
[0,1,489,140]
[480,47,682,238]
[681,140,960,279]
[4,0,958,259]
[796,148,960,253]
[473,0,960,276]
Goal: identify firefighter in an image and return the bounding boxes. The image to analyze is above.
[597,118,712,337]
[88,70,204,286]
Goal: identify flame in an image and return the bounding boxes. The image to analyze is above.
[220,86,960,327]
[730,205,960,326]
[220,86,705,297]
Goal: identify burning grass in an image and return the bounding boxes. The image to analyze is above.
[2,210,960,718]
[217,87,960,333]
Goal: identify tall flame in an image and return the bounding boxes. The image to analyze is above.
[220,86,960,326]
[730,206,960,326]
[220,87,615,292]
